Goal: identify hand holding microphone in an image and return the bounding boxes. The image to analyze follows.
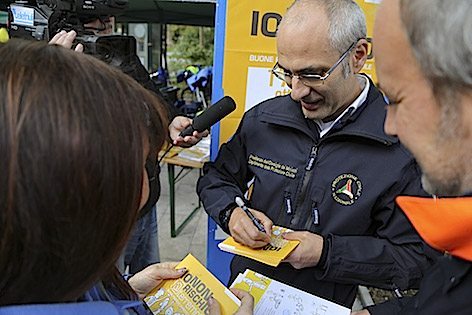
[169,116,207,147]
[179,96,237,136]
[170,96,236,146]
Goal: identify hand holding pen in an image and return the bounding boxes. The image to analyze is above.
[228,197,272,248]
[235,197,266,233]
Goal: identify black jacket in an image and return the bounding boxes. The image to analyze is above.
[197,81,436,307]
[368,255,472,314]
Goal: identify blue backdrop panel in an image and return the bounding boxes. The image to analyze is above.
[206,0,234,285]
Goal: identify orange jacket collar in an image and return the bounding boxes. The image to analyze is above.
[397,196,472,261]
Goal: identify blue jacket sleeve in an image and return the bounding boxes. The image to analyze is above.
[197,119,254,228]
[317,160,439,289]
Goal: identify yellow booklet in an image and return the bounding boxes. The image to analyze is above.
[144,254,241,315]
[231,269,350,315]
[218,226,299,267]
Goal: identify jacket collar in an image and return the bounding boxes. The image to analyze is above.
[396,196,472,262]
[258,75,398,145]
[439,254,472,293]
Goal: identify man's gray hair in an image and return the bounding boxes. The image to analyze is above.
[400,0,472,98]
[281,0,366,77]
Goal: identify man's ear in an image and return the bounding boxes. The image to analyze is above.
[351,38,369,73]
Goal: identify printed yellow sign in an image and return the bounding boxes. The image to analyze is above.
[221,0,292,143]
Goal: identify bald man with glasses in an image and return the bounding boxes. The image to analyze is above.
[198,0,436,308]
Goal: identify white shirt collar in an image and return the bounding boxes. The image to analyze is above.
[316,75,370,138]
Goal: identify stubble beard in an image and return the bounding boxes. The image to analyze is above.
[301,102,333,121]
[420,111,466,196]
[421,172,462,197]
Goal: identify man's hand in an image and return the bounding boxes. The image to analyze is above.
[208,288,254,315]
[351,310,370,315]
[229,207,272,248]
[127,262,186,300]
[282,231,324,269]
[169,116,209,147]
[48,30,84,52]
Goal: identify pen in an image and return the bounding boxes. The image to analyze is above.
[235,197,267,233]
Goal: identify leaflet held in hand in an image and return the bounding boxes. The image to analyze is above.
[231,269,350,315]
[144,253,240,315]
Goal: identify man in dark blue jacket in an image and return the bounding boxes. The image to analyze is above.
[197,0,436,308]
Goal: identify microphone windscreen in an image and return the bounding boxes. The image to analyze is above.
[192,96,236,132]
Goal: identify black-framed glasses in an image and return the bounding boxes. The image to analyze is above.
[271,42,357,87]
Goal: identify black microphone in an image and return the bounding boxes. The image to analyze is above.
[179,96,237,137]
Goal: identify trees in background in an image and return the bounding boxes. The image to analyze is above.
[167,25,214,75]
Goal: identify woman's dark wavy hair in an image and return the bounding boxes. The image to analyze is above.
[0,39,168,305]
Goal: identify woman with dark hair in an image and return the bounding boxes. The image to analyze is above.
[0,39,184,312]
[0,38,254,315]
[49,28,209,277]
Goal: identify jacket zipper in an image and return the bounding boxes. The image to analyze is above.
[284,191,292,215]
[290,145,318,227]
[312,201,320,225]
[301,200,320,230]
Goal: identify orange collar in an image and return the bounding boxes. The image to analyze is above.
[397,196,472,261]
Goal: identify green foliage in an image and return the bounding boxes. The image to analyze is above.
[167,25,214,75]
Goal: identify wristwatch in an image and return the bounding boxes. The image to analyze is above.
[219,203,237,233]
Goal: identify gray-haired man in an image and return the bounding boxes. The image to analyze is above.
[353,0,472,314]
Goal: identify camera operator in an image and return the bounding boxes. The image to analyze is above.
[50,24,208,276]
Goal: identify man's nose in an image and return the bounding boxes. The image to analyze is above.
[290,76,311,101]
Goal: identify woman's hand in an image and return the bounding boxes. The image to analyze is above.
[128,262,187,300]
[208,288,254,315]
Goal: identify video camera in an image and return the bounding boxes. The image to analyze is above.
[4,0,136,66]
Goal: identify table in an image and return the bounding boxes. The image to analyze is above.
[161,149,209,237]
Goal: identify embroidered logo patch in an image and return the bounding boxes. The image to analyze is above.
[331,173,362,205]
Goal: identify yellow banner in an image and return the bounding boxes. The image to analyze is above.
[220,0,379,143]
[356,0,380,82]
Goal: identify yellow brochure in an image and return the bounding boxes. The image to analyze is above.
[218,226,299,267]
[144,253,241,315]
[231,269,350,315]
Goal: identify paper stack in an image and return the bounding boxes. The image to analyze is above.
[177,137,210,162]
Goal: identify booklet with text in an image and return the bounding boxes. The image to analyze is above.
[231,269,350,315]
[218,226,300,267]
[144,253,241,315]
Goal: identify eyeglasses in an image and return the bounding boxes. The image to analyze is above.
[271,42,357,87]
